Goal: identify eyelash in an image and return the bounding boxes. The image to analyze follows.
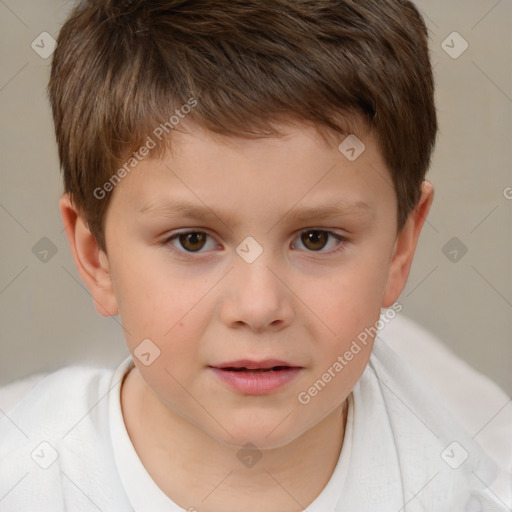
[162,229,347,258]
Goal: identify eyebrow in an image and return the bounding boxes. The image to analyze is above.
[138,198,373,228]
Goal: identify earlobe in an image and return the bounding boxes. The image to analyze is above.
[59,193,119,317]
[382,180,434,308]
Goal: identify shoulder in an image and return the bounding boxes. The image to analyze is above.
[0,363,117,441]
[0,360,132,511]
[378,313,512,470]
[365,324,512,509]
[0,362,119,460]
[0,372,48,411]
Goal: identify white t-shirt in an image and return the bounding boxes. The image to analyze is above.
[108,357,352,511]
[0,337,510,511]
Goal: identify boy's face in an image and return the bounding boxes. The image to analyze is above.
[64,119,432,450]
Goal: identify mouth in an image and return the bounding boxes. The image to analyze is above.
[208,360,303,395]
[219,366,295,373]
[210,359,301,372]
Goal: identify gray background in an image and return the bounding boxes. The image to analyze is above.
[1,0,511,394]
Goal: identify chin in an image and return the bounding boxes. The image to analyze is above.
[207,414,305,451]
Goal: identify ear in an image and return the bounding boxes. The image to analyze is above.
[382,180,434,307]
[59,193,118,317]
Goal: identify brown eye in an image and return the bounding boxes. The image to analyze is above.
[293,229,346,254]
[164,230,219,257]
[301,230,329,251]
[178,232,207,252]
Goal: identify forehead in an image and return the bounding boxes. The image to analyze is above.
[107,119,394,225]
[163,116,373,159]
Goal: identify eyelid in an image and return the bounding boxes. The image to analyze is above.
[291,229,346,252]
[163,228,348,257]
[164,229,220,257]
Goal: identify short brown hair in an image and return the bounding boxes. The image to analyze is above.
[48,0,438,253]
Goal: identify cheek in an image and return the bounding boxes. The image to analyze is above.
[299,272,382,407]
[111,260,207,356]
[306,259,388,336]
[298,254,389,399]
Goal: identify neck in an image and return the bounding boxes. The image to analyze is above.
[121,367,348,512]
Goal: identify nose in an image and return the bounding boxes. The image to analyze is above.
[220,251,294,332]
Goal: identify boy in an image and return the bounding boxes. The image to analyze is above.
[0,0,510,510]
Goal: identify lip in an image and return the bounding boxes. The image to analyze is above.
[208,359,303,395]
[212,359,298,370]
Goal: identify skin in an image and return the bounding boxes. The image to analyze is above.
[60,118,433,512]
